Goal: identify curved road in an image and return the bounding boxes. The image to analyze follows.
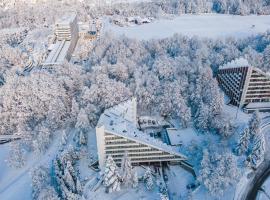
[246,165,270,200]
[242,116,270,200]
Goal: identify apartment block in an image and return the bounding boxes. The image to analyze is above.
[217,58,270,112]
[43,13,79,66]
[96,98,188,170]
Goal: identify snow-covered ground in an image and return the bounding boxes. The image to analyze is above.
[0,131,72,200]
[105,14,270,40]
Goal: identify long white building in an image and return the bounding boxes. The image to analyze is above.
[96,98,189,170]
[217,58,270,112]
[43,12,79,66]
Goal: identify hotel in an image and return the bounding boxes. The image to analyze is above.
[217,58,270,112]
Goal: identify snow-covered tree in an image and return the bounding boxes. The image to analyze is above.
[71,98,80,125]
[75,108,90,132]
[263,45,270,70]
[31,166,50,200]
[248,111,261,138]
[194,101,209,131]
[132,170,138,188]
[160,192,169,200]
[37,186,60,200]
[60,130,68,147]
[79,130,87,146]
[246,133,265,169]
[103,156,121,193]
[64,161,76,193]
[198,150,240,196]
[53,147,81,199]
[8,141,26,168]
[144,167,154,190]
[120,152,133,186]
[235,128,250,155]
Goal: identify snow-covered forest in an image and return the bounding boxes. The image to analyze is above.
[0,0,270,200]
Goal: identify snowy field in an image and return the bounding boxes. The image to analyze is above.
[105,14,270,40]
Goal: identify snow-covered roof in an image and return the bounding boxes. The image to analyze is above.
[98,107,187,160]
[219,57,250,70]
[55,12,77,25]
[43,40,71,65]
[105,98,137,124]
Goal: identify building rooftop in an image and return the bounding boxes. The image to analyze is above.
[55,12,77,25]
[43,40,71,65]
[97,107,187,159]
[219,57,250,70]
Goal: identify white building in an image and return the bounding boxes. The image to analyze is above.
[43,13,79,66]
[55,13,79,42]
[217,57,270,112]
[96,98,189,170]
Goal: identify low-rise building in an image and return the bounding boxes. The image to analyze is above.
[217,57,270,112]
[96,98,189,170]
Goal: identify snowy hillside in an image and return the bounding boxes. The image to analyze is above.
[105,14,270,39]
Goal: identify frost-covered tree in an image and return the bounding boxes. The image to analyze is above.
[71,98,80,125]
[31,166,50,200]
[144,167,154,190]
[103,156,121,193]
[79,130,87,146]
[263,45,270,70]
[60,130,68,147]
[120,152,133,186]
[194,101,209,131]
[75,108,90,132]
[33,124,51,154]
[8,141,26,168]
[248,111,261,137]
[235,128,250,155]
[199,150,240,196]
[246,133,265,169]
[37,186,59,200]
[132,170,138,188]
[160,193,169,200]
[53,146,81,199]
[64,161,76,193]
[37,186,60,200]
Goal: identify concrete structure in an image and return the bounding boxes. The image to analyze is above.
[55,13,79,42]
[217,58,270,112]
[96,98,188,170]
[43,13,79,66]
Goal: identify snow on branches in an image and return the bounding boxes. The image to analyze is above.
[103,155,121,193]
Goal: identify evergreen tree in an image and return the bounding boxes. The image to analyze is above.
[120,152,133,186]
[144,167,154,190]
[194,101,209,131]
[103,156,121,193]
[37,186,60,200]
[248,111,261,138]
[79,130,87,145]
[31,166,50,200]
[75,108,90,132]
[132,170,138,188]
[71,98,80,125]
[64,162,76,193]
[8,141,26,168]
[246,133,265,169]
[235,128,250,155]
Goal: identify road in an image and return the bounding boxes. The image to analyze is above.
[245,121,270,200]
[236,116,270,200]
